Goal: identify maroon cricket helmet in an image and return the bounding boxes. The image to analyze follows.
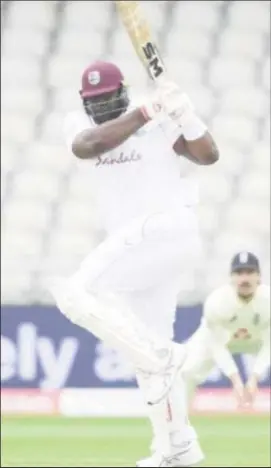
[79,61,129,124]
[80,61,125,98]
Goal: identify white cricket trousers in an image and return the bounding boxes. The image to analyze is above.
[71,207,201,338]
[52,207,202,453]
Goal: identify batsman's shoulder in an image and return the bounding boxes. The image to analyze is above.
[63,109,91,133]
[63,109,94,152]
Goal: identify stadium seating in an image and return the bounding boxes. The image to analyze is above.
[1,1,270,304]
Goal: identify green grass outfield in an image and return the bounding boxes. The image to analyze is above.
[1,414,270,467]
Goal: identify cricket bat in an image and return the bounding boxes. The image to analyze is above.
[115,0,167,84]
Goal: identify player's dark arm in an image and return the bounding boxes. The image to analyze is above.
[72,109,146,159]
[173,132,219,165]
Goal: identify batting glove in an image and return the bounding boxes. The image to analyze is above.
[158,81,207,140]
[140,95,163,122]
[158,81,195,125]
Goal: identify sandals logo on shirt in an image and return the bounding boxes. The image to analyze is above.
[95,150,142,167]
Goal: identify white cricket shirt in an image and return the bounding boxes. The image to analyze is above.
[63,108,198,233]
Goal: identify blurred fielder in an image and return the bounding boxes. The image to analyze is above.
[182,252,270,409]
[50,60,219,467]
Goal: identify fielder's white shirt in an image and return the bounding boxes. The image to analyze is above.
[195,284,270,378]
[63,108,198,233]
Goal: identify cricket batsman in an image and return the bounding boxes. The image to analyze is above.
[49,60,219,467]
[182,251,270,408]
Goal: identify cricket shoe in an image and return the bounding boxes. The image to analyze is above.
[136,440,204,468]
[146,342,188,406]
[136,440,204,467]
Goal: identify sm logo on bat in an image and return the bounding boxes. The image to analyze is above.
[142,42,165,79]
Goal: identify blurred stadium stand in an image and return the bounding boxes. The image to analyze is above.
[1,1,270,304]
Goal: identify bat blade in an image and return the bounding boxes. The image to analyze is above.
[115,0,167,83]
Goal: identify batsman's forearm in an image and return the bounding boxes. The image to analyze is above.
[72,108,147,159]
[173,132,219,165]
[184,131,219,165]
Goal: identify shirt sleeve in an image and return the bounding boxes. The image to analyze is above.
[253,321,270,378]
[202,295,239,378]
[63,112,92,152]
